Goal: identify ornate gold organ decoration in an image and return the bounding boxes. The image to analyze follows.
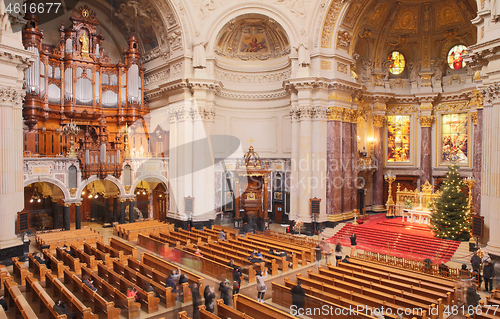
[79,33,89,58]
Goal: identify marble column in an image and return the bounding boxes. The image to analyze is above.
[342,119,352,213]
[148,193,153,219]
[63,204,70,230]
[104,196,109,223]
[473,109,482,215]
[52,199,59,229]
[113,197,118,223]
[419,116,434,184]
[120,199,126,224]
[75,203,81,229]
[129,200,134,223]
[263,176,269,220]
[326,110,343,215]
[372,115,386,209]
[0,22,33,256]
[351,120,359,211]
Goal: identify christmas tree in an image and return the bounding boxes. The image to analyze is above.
[429,164,471,241]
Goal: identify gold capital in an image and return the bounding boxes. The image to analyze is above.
[373,115,386,128]
[472,112,478,125]
[419,115,434,127]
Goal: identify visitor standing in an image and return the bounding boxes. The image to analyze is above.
[334,242,343,266]
[314,244,322,269]
[256,269,268,303]
[350,233,357,256]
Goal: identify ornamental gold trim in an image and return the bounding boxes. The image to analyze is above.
[373,115,386,128]
[419,115,434,127]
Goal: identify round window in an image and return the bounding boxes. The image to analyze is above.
[447,45,467,70]
[388,51,405,75]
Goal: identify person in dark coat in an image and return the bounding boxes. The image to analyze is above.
[341,255,350,263]
[232,267,242,296]
[53,300,76,319]
[315,244,322,269]
[483,259,495,292]
[471,252,482,284]
[219,280,230,305]
[191,283,201,319]
[204,285,215,313]
[178,274,188,286]
[165,274,175,289]
[350,233,357,256]
[82,274,97,292]
[290,280,306,315]
[0,296,7,311]
[466,285,481,307]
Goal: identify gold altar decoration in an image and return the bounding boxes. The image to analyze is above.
[464,177,475,214]
[395,181,439,217]
[385,174,396,217]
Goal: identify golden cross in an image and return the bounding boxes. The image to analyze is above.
[248,137,255,146]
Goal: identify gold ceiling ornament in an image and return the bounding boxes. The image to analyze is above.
[373,115,386,128]
[321,0,344,48]
[124,185,132,193]
[419,115,434,127]
[69,188,77,197]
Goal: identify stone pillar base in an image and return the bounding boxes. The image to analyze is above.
[484,242,500,258]
[371,205,387,212]
[0,239,24,265]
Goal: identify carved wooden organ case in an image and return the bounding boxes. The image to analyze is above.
[22,6,148,180]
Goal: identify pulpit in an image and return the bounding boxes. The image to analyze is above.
[233,142,271,232]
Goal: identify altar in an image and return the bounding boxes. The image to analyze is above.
[394,181,438,224]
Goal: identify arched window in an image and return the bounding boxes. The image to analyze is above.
[447,45,467,70]
[388,51,405,75]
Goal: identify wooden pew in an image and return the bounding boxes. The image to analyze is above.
[11,257,29,285]
[36,227,103,251]
[127,257,190,304]
[25,274,67,319]
[247,233,314,263]
[212,225,238,239]
[65,266,138,319]
[56,247,82,275]
[233,293,296,319]
[142,252,204,299]
[4,277,38,319]
[272,281,381,319]
[97,241,126,263]
[109,237,137,259]
[0,306,6,319]
[70,244,97,270]
[334,261,454,304]
[295,273,434,319]
[43,249,66,278]
[216,299,252,319]
[84,242,114,267]
[45,272,99,319]
[96,262,159,313]
[28,252,50,282]
[0,265,11,291]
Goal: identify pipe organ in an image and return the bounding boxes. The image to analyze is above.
[22,6,150,180]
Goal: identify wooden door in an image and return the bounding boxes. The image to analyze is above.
[275,203,283,223]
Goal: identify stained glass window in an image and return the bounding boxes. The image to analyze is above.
[388,51,405,75]
[447,45,467,70]
[441,113,468,165]
[387,115,410,163]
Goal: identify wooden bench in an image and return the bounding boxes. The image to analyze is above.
[294,273,434,319]
[97,241,126,263]
[45,272,99,319]
[0,306,6,319]
[247,233,314,263]
[43,249,66,278]
[25,274,67,319]
[0,265,11,291]
[96,262,160,313]
[56,247,82,275]
[114,220,173,241]
[36,227,103,251]
[4,277,38,319]
[212,225,238,239]
[64,267,138,319]
[28,252,50,282]
[216,299,253,319]
[233,293,296,319]
[71,244,97,270]
[142,252,204,299]
[11,257,29,285]
[109,237,137,259]
[84,242,114,267]
[272,281,383,319]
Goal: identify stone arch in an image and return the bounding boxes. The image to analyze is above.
[131,173,168,192]
[24,177,70,201]
[77,175,127,200]
[204,5,301,56]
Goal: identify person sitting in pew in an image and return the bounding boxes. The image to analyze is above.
[194,248,202,257]
[249,250,265,264]
[171,267,181,282]
[219,230,226,242]
[341,255,350,263]
[0,295,7,311]
[173,284,183,302]
[34,252,51,268]
[127,286,139,302]
[62,245,75,257]
[227,259,235,269]
[268,248,275,255]
[165,274,176,289]
[179,274,189,286]
[439,261,450,277]
[53,300,76,319]
[82,274,97,292]
[144,282,158,298]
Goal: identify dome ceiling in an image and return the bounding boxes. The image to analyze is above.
[349,0,477,68]
[215,15,291,61]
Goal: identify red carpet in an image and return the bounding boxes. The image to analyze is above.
[327,214,461,263]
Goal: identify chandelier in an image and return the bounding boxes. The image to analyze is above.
[84,183,100,199]
[30,186,41,203]
[136,181,147,195]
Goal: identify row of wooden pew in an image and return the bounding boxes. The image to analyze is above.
[36,227,103,251]
[114,219,174,241]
